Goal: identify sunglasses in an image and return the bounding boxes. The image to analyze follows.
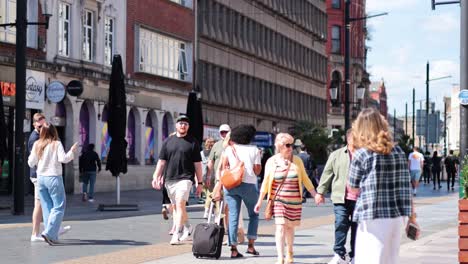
[220,131,229,134]
[285,143,294,148]
[177,122,189,126]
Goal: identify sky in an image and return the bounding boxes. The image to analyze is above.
[365,0,460,117]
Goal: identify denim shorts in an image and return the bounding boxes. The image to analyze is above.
[410,170,421,182]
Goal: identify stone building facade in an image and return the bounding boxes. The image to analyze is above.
[197,0,328,136]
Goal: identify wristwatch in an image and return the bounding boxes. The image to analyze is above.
[198,182,204,186]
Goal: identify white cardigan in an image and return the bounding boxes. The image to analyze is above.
[28,141,74,177]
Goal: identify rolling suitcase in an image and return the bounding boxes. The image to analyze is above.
[192,201,224,259]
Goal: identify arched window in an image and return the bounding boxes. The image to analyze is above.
[100,105,111,162]
[144,112,156,165]
[127,109,137,163]
[331,71,342,106]
[79,102,90,149]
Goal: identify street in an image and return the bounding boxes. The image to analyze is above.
[0,183,457,264]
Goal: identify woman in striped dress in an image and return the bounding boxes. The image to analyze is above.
[255,133,317,264]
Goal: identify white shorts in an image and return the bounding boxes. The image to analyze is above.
[165,180,193,204]
[30,177,40,200]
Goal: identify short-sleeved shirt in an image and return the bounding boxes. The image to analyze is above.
[408,151,424,171]
[208,140,224,174]
[348,146,412,223]
[159,135,202,182]
[445,155,459,172]
[224,144,261,185]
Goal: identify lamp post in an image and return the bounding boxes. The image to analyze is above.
[331,83,365,129]
[1,0,52,215]
[344,0,387,131]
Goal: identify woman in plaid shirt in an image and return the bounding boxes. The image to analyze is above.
[348,108,419,264]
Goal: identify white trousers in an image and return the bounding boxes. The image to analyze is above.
[355,217,404,264]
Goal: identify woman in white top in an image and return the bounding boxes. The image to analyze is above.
[28,123,78,245]
[221,125,261,258]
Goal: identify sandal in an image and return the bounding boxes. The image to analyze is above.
[231,248,244,258]
[285,251,293,263]
[245,247,260,256]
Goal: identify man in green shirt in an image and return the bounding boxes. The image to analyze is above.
[206,124,231,189]
[315,130,358,264]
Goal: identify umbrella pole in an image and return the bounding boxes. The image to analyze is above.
[117,175,120,204]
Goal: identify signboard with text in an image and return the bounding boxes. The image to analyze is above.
[460,90,468,106]
[25,70,45,110]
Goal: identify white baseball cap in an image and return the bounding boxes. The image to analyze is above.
[219,124,231,132]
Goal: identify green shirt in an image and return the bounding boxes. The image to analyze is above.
[316,146,351,204]
[208,140,224,176]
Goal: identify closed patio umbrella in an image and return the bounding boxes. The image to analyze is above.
[186,90,203,144]
[0,89,6,164]
[100,55,137,211]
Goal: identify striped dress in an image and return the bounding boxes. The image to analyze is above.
[271,164,303,226]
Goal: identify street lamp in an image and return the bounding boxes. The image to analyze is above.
[330,83,365,106]
[0,0,52,215]
[344,0,388,131]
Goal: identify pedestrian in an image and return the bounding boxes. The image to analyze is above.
[297,144,318,200]
[315,129,358,264]
[255,133,317,264]
[200,137,215,217]
[27,113,71,242]
[28,113,46,242]
[444,150,459,191]
[27,123,78,245]
[78,144,101,202]
[423,151,432,184]
[432,151,442,190]
[348,108,418,264]
[221,125,261,258]
[151,115,203,245]
[408,147,424,196]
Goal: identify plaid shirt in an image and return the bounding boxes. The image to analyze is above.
[348,146,412,223]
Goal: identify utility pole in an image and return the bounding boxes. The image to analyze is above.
[461,0,468,174]
[444,99,447,156]
[425,62,430,153]
[412,88,415,145]
[12,0,27,215]
[405,102,408,135]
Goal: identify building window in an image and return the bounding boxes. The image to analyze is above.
[138,28,190,81]
[331,26,341,54]
[332,0,341,9]
[82,10,93,61]
[169,0,192,8]
[104,17,114,65]
[58,2,70,57]
[0,0,16,43]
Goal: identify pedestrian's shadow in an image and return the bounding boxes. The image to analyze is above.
[54,239,150,246]
[254,241,324,247]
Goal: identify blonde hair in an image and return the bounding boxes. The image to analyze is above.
[33,113,45,122]
[35,122,59,160]
[274,133,294,152]
[352,108,394,155]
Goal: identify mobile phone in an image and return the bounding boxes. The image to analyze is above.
[407,223,419,240]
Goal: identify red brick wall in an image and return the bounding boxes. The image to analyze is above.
[126,0,194,85]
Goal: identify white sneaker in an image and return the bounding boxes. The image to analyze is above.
[30,235,44,242]
[179,225,193,241]
[328,254,348,264]
[59,225,71,235]
[88,199,95,203]
[170,232,180,245]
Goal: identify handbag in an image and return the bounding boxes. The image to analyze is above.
[265,161,291,221]
[220,146,245,190]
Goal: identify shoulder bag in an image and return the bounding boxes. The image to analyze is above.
[219,146,245,190]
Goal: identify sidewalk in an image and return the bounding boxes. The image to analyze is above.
[142,194,457,264]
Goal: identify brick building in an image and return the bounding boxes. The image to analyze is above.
[368,79,388,118]
[326,0,369,130]
[197,0,328,136]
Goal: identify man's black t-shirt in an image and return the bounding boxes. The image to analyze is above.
[159,135,202,182]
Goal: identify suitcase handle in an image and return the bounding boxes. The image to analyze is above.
[207,200,223,225]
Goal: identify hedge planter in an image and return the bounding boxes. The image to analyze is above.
[460,199,468,263]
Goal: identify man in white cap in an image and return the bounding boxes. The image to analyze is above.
[205,124,230,195]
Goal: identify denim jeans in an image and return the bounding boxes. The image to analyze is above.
[334,199,357,258]
[224,182,259,246]
[38,176,66,241]
[82,171,97,199]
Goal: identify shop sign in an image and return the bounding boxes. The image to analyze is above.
[25,70,45,110]
[51,116,66,127]
[46,81,66,103]
[460,90,468,106]
[126,93,135,104]
[67,80,83,96]
[203,125,221,141]
[1,81,16,106]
